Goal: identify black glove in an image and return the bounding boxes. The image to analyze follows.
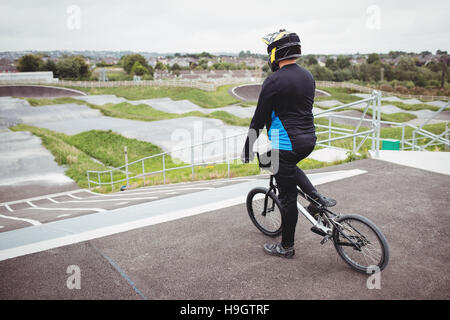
[241,136,254,163]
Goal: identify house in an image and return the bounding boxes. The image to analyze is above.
[0,59,17,73]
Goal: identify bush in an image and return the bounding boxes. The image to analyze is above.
[395,85,409,94]
[308,65,334,81]
[404,81,415,89]
[426,80,440,88]
[380,84,393,92]
[333,68,352,82]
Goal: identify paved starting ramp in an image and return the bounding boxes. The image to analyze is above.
[0,169,366,262]
[370,150,450,175]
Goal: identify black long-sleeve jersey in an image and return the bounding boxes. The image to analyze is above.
[243,63,316,155]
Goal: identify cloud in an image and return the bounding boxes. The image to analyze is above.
[0,0,449,54]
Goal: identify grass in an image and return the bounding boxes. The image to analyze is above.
[315,117,448,151]
[383,101,441,112]
[15,85,448,192]
[315,87,362,104]
[25,97,251,127]
[362,109,417,123]
[9,124,372,193]
[239,101,257,107]
[73,84,240,109]
[26,97,86,106]
[8,125,261,192]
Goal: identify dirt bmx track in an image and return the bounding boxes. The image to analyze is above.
[0,85,86,98]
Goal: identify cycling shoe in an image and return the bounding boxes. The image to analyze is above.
[310,190,336,207]
[263,243,295,259]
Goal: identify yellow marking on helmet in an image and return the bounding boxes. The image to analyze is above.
[274,31,288,42]
[270,47,276,63]
[262,38,270,45]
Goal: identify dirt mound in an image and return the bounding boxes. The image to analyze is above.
[230,84,328,101]
[0,85,86,98]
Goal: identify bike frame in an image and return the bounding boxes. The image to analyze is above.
[264,174,364,249]
[254,150,366,249]
[265,175,334,235]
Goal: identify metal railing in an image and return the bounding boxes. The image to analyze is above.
[314,93,381,156]
[86,91,449,189]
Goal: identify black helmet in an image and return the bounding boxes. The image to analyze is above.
[262,29,302,72]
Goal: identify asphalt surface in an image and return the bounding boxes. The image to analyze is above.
[0,158,448,299]
[0,85,85,97]
[0,177,263,232]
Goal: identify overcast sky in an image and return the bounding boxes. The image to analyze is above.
[0,0,449,54]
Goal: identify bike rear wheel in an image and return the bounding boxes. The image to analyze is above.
[333,214,389,274]
[246,187,282,237]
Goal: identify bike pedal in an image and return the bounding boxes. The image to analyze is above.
[320,235,331,245]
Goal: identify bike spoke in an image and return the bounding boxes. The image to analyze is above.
[336,218,384,271]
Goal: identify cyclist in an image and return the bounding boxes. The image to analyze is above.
[241,29,335,259]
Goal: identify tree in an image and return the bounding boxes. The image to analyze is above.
[54,56,91,79]
[309,65,334,81]
[122,54,149,74]
[336,56,351,69]
[17,54,43,72]
[41,59,57,73]
[307,56,318,66]
[440,55,447,88]
[130,61,148,76]
[367,53,380,65]
[171,63,181,71]
[155,61,167,70]
[325,58,337,71]
[397,56,417,72]
[197,58,208,70]
[199,51,213,58]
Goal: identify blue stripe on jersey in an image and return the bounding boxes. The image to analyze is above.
[268,111,293,150]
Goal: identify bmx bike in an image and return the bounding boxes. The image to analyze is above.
[246,153,389,274]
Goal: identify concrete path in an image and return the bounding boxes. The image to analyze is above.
[73,95,256,118]
[0,96,252,163]
[371,150,450,175]
[0,159,448,299]
[0,129,77,203]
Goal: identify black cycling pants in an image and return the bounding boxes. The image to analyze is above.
[274,134,317,248]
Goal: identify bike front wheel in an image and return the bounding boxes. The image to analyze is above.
[246,187,282,237]
[332,214,389,274]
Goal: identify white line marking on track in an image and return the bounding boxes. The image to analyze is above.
[0,214,41,226]
[0,226,4,229]
[84,187,214,198]
[48,198,59,203]
[0,189,86,206]
[83,189,106,196]
[27,201,37,208]
[67,194,82,200]
[117,202,129,205]
[27,207,106,213]
[56,197,158,203]
[56,214,71,218]
[4,205,13,212]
